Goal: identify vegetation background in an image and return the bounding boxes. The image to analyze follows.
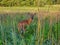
[0,0,60,45]
[0,0,60,7]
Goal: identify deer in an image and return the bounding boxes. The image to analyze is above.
[17,13,36,35]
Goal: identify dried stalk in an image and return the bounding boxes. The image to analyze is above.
[35,0,41,45]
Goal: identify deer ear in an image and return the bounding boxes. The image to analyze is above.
[34,13,36,15]
[28,12,31,15]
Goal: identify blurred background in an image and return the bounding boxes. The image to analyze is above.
[0,0,60,7]
[0,0,60,45]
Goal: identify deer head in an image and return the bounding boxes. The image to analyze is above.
[28,12,36,20]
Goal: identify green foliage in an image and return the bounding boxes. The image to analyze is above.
[0,13,59,45]
[44,17,50,39]
[0,0,60,7]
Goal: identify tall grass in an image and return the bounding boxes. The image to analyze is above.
[0,12,60,45]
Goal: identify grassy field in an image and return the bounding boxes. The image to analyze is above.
[0,6,60,45]
[0,5,60,13]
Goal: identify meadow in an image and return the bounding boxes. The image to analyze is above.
[0,6,60,45]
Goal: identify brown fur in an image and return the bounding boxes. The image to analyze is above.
[18,16,34,33]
